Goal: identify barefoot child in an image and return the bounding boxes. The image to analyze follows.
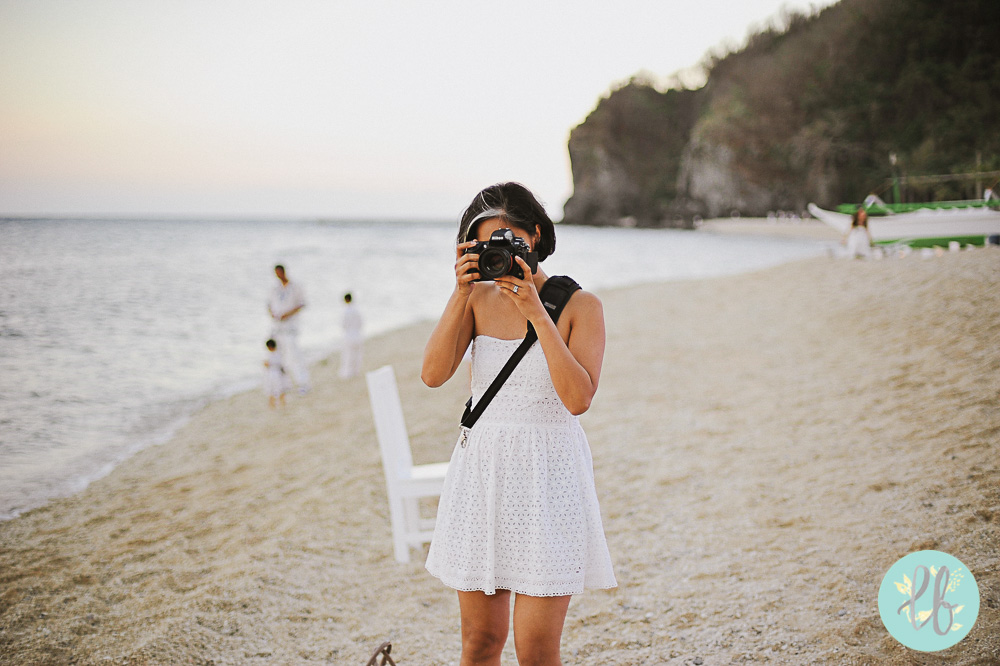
[263,338,289,408]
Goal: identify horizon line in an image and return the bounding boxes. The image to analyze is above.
[0,212,460,224]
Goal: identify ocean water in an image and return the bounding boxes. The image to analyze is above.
[0,217,831,520]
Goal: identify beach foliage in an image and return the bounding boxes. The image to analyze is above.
[564,0,1000,224]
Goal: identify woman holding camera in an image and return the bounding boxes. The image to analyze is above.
[422,182,616,666]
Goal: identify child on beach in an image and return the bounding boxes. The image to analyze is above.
[339,292,364,379]
[263,339,289,408]
[421,182,616,665]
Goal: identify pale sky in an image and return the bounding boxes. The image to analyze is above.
[0,0,836,219]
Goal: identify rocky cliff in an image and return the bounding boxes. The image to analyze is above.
[563,0,1000,226]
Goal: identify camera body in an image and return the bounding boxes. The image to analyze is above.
[465,228,539,281]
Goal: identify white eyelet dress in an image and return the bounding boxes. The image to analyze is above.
[425,335,617,597]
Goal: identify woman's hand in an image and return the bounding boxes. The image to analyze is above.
[494,256,547,324]
[455,241,480,296]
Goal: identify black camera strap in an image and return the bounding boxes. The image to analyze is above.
[459,275,581,446]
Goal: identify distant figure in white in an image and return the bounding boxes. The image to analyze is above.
[845,206,873,259]
[267,264,310,393]
[339,292,364,379]
[263,338,289,408]
[863,193,886,209]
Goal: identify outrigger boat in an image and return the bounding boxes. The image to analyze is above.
[808,200,1000,247]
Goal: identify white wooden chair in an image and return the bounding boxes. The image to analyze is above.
[365,365,449,563]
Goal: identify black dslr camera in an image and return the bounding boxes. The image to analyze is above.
[465,228,539,281]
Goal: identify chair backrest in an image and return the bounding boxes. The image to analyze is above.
[365,366,414,480]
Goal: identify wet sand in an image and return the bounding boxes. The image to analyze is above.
[1,250,997,664]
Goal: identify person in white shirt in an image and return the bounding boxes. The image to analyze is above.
[267,265,310,393]
[339,292,364,379]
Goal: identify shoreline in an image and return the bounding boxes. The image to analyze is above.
[1,251,997,664]
[697,217,842,241]
[1,226,829,525]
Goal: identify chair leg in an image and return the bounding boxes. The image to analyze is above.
[388,496,411,563]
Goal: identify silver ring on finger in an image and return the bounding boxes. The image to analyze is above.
[512,285,519,294]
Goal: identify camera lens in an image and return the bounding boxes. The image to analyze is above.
[478,248,511,280]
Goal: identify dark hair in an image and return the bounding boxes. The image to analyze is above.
[457,182,556,261]
[851,207,867,227]
[266,338,277,350]
[344,292,352,303]
[274,264,285,272]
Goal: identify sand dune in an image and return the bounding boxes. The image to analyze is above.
[1,251,997,664]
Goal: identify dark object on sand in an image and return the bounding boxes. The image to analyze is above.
[365,641,396,666]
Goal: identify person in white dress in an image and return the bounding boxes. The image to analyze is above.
[421,182,616,666]
[339,292,364,379]
[267,265,311,392]
[844,206,873,259]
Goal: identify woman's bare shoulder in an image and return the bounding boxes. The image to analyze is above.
[569,288,602,312]
[564,288,604,329]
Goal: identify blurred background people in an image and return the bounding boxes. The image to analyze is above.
[262,338,289,408]
[339,292,364,379]
[267,265,311,393]
[845,206,873,259]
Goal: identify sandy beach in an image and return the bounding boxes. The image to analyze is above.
[1,249,997,665]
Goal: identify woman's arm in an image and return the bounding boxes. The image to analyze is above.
[532,291,605,415]
[497,258,605,415]
[421,241,479,387]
